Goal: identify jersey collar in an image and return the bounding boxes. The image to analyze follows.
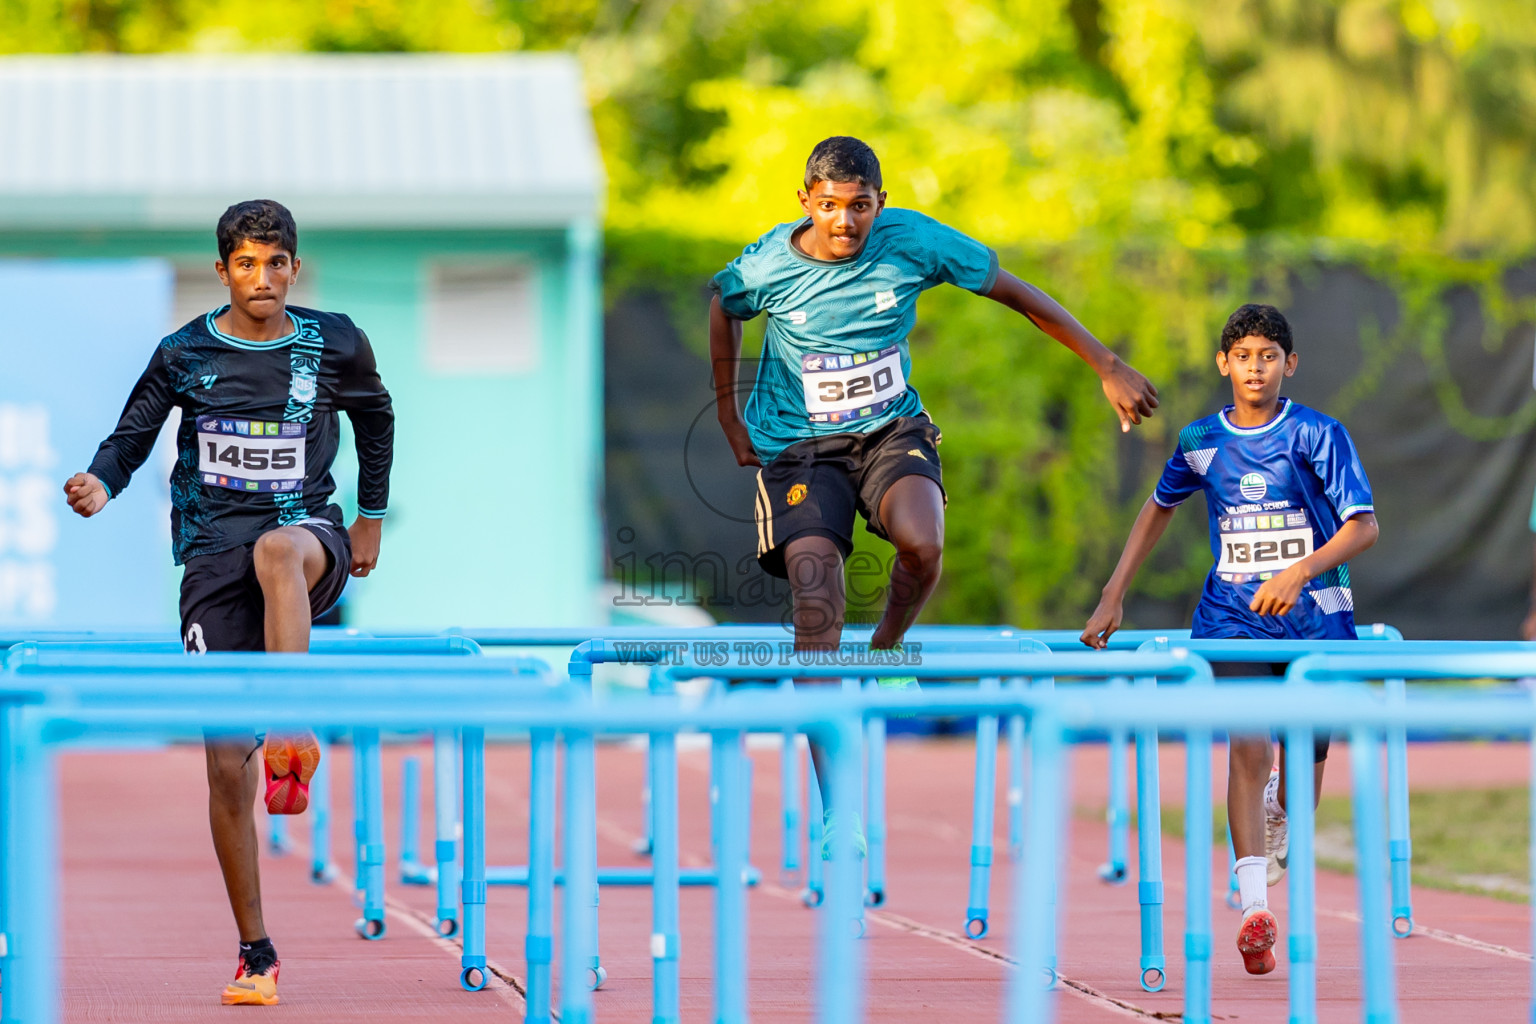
[204,305,300,351]
[1218,397,1293,436]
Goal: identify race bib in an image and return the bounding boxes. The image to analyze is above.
[196,417,306,493]
[801,346,908,424]
[1216,511,1313,581]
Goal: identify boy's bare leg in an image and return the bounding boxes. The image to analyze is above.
[869,476,944,651]
[1274,741,1327,811]
[1228,735,1275,860]
[784,534,846,804]
[205,525,329,943]
[253,526,329,653]
[207,739,266,942]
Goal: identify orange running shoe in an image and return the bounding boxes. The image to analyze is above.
[221,952,280,1006]
[1237,906,1278,975]
[263,731,320,815]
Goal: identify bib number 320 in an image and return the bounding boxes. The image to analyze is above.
[801,345,907,424]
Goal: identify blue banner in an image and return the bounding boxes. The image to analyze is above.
[0,260,176,629]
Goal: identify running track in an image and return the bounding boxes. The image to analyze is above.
[39,740,1531,1021]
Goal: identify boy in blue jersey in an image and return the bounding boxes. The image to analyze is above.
[711,137,1159,854]
[1081,303,1379,976]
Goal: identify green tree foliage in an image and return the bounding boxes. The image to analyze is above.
[5,0,1535,625]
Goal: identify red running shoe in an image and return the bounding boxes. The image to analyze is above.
[263,731,320,815]
[1237,906,1278,975]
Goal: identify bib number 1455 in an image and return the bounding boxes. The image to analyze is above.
[196,417,307,493]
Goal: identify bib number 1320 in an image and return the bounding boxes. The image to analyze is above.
[1215,524,1312,576]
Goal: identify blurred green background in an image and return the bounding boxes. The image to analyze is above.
[7,0,1536,633]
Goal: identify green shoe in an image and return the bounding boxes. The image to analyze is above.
[874,644,920,716]
[820,809,868,861]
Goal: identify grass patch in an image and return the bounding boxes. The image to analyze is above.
[1098,785,1530,901]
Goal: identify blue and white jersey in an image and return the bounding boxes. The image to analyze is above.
[1154,398,1374,640]
[710,208,998,462]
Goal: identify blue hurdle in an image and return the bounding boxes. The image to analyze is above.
[1125,634,1534,979]
[0,650,564,1023]
[16,643,1533,1022]
[7,634,480,934]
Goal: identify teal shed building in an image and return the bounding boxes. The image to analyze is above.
[0,55,606,629]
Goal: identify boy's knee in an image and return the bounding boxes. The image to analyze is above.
[1229,736,1273,775]
[252,530,303,580]
[896,540,943,581]
[206,744,257,802]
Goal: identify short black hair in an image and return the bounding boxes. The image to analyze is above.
[804,137,882,192]
[1220,303,1293,355]
[217,200,298,264]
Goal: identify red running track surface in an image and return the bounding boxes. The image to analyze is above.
[35,738,1533,1022]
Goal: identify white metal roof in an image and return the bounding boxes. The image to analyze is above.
[0,54,603,230]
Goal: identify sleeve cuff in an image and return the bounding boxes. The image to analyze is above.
[357,506,387,520]
[1152,494,1184,509]
[1338,504,1374,520]
[973,250,1001,295]
[100,480,115,500]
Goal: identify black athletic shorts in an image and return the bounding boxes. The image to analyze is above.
[753,413,945,579]
[180,519,352,653]
[1213,659,1331,762]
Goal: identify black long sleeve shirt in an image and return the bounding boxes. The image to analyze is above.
[88,305,394,565]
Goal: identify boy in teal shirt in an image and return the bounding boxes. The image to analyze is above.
[709,136,1158,853]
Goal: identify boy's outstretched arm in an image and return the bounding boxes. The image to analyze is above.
[709,295,761,468]
[1249,513,1379,616]
[1081,497,1178,648]
[64,348,177,520]
[985,270,1158,432]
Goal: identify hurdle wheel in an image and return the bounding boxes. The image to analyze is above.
[801,886,824,909]
[631,837,654,856]
[851,916,866,939]
[1392,915,1414,938]
[437,917,459,938]
[588,965,608,989]
[1097,862,1127,884]
[865,887,886,908]
[311,865,336,884]
[1140,966,1165,992]
[354,917,386,941]
[964,916,988,940]
[1225,888,1242,911]
[1041,967,1059,989]
[460,967,486,992]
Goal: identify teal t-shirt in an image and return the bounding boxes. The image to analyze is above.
[710,207,999,462]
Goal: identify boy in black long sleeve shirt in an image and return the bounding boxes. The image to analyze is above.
[63,199,394,1007]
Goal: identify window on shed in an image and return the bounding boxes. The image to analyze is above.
[424,261,540,375]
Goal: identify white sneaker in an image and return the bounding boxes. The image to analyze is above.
[1263,767,1288,886]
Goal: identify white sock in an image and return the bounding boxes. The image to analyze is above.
[1235,856,1268,912]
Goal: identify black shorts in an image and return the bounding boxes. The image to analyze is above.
[1213,659,1331,762]
[754,413,946,579]
[180,519,351,653]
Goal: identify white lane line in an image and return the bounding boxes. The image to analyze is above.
[667,760,1171,1021]
[1319,907,1533,962]
[284,833,533,1014]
